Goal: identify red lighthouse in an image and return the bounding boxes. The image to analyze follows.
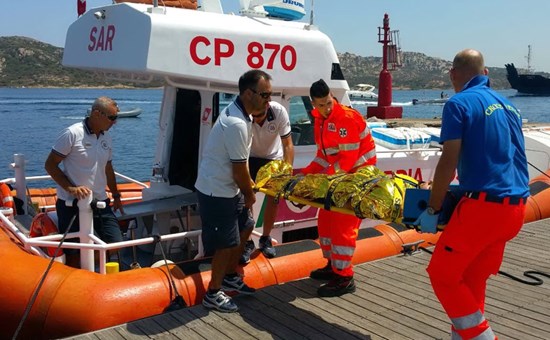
[367,13,403,119]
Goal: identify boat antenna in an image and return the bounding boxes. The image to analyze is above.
[526,45,532,74]
[309,0,315,25]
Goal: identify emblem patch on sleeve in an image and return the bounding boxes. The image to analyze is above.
[328,123,336,132]
[339,128,347,137]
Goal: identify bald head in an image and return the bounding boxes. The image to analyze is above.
[450,49,488,92]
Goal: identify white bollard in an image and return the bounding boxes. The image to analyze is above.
[13,154,28,215]
[76,195,95,271]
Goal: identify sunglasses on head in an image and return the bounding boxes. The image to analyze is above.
[250,88,272,99]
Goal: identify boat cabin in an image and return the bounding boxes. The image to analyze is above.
[62,1,446,263]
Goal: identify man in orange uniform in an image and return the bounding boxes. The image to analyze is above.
[302,79,377,297]
[416,49,529,339]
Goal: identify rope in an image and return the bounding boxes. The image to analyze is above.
[527,161,550,180]
[419,246,548,286]
[151,234,186,311]
[12,213,77,340]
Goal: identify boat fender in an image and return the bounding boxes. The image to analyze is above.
[29,212,65,259]
[0,182,15,211]
[151,259,174,268]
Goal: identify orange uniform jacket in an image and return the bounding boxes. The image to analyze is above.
[302,102,376,175]
[302,101,376,277]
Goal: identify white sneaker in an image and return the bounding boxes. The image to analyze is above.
[202,290,238,313]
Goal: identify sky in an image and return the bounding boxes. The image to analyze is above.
[2,0,550,72]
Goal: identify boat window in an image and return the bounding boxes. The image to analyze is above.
[168,89,201,191]
[289,96,315,146]
[212,92,235,124]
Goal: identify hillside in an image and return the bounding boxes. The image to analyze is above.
[0,36,161,88]
[0,36,541,89]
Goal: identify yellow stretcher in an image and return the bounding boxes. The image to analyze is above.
[256,187,366,217]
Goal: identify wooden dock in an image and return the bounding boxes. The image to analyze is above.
[67,219,550,340]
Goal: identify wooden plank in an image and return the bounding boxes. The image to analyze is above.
[264,282,375,339]
[146,314,205,340]
[287,279,444,339]
[188,307,258,339]
[68,219,550,340]
[169,309,229,339]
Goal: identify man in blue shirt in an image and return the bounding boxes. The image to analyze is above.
[416,49,529,339]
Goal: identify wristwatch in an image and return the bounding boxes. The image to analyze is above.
[426,206,440,215]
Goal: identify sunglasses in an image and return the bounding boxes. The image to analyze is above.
[250,88,272,99]
[105,114,118,121]
[98,110,118,121]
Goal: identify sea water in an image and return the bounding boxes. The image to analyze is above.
[1,88,549,182]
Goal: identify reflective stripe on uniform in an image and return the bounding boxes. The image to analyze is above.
[322,250,331,258]
[324,147,339,155]
[332,245,355,256]
[451,330,461,340]
[451,310,485,330]
[319,237,331,246]
[312,157,330,168]
[2,196,13,204]
[359,125,371,139]
[332,259,352,271]
[352,148,377,168]
[339,142,360,151]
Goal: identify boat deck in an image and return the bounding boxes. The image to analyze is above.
[67,219,550,340]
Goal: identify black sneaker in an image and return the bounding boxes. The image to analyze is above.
[310,261,337,280]
[221,274,256,295]
[259,235,276,258]
[239,240,255,265]
[317,275,356,297]
[202,290,238,313]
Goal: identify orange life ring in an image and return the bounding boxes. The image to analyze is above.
[0,182,15,211]
[29,212,64,258]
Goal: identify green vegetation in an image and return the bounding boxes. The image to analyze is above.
[0,36,542,89]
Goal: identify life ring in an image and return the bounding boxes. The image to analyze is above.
[0,182,15,211]
[29,212,64,258]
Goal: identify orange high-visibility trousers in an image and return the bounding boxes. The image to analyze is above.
[318,209,360,277]
[427,194,525,339]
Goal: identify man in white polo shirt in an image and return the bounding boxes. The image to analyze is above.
[195,69,273,313]
[45,96,124,268]
[240,101,294,263]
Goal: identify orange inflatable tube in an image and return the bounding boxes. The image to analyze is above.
[0,221,438,339]
[524,169,550,223]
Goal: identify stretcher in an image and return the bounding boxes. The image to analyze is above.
[256,187,354,216]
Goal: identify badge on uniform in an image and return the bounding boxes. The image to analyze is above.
[328,123,336,132]
[339,128,347,137]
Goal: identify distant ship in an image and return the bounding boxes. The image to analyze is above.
[505,46,550,95]
[505,63,550,95]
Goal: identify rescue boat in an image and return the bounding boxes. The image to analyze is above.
[2,1,550,339]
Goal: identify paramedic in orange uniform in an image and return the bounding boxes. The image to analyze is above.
[302,79,377,297]
[416,49,529,339]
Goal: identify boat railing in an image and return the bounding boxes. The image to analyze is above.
[0,207,202,274]
[0,154,209,274]
[3,154,149,213]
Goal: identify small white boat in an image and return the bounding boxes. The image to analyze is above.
[87,107,142,118]
[348,83,378,100]
[412,98,448,105]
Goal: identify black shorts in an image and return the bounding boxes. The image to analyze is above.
[56,198,123,254]
[197,191,255,257]
[248,157,274,181]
